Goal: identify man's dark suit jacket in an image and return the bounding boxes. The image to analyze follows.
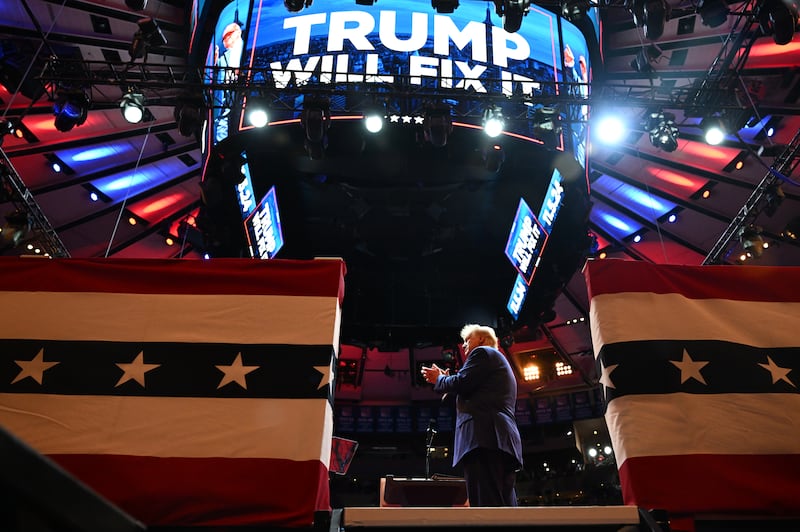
[433,346,523,470]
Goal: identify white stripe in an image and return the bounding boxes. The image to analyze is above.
[0,393,333,462]
[0,292,340,346]
[605,393,800,466]
[590,293,800,356]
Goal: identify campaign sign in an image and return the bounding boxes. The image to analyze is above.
[244,186,284,259]
[504,198,549,285]
[237,158,257,219]
[538,168,564,235]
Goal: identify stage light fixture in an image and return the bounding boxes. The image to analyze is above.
[0,119,15,147]
[53,90,89,132]
[630,0,669,40]
[482,106,504,138]
[363,105,385,134]
[120,90,145,123]
[701,116,725,145]
[739,225,765,258]
[423,104,453,147]
[697,0,729,27]
[592,113,626,145]
[174,98,204,138]
[301,96,331,143]
[129,17,167,61]
[432,0,460,13]
[531,106,562,149]
[763,183,785,217]
[483,144,505,172]
[760,0,797,45]
[284,0,313,12]
[245,97,270,128]
[1,209,32,247]
[782,216,800,241]
[561,0,590,21]
[497,0,531,33]
[645,111,679,152]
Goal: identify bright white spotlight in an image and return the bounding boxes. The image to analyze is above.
[364,113,384,133]
[594,115,626,144]
[248,108,269,128]
[483,107,504,138]
[120,91,145,124]
[705,125,724,145]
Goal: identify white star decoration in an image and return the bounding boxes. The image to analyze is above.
[670,349,709,385]
[401,115,412,123]
[12,349,59,385]
[314,359,333,391]
[413,115,425,124]
[216,353,259,390]
[758,355,795,387]
[599,360,618,395]
[116,351,160,387]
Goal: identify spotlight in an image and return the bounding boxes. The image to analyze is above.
[423,104,453,147]
[760,0,797,45]
[782,216,800,241]
[245,97,270,128]
[561,0,590,21]
[53,90,89,132]
[645,111,679,152]
[432,0,460,13]
[531,106,562,149]
[697,0,729,27]
[363,105,385,133]
[739,225,765,258]
[129,17,167,61]
[498,0,531,33]
[284,0,313,12]
[174,98,204,138]
[302,96,331,143]
[482,106,504,138]
[0,119,15,147]
[120,90,145,123]
[630,0,669,40]
[592,113,626,145]
[701,116,725,145]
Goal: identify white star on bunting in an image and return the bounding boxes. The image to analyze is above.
[598,360,618,397]
[116,351,161,387]
[758,355,795,387]
[670,349,709,385]
[216,353,259,390]
[314,359,333,391]
[12,349,59,385]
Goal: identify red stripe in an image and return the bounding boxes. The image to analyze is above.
[50,454,330,527]
[618,454,800,516]
[585,260,800,302]
[0,257,345,301]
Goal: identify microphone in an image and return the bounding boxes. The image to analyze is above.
[426,418,438,435]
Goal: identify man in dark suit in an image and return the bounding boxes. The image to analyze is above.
[421,324,523,506]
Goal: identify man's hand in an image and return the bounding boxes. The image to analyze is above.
[420,363,449,385]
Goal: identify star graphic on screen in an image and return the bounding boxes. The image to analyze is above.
[389,114,400,123]
[314,359,333,391]
[115,351,161,388]
[670,349,709,385]
[413,115,424,124]
[216,353,259,390]
[758,355,795,387]
[12,349,59,385]
[598,360,618,394]
[401,115,412,123]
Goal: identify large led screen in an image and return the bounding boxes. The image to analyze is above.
[202,0,594,165]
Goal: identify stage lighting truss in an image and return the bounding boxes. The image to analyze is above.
[129,17,168,61]
[432,0,460,13]
[493,0,531,33]
[423,104,454,147]
[644,110,679,152]
[120,89,145,124]
[53,90,90,132]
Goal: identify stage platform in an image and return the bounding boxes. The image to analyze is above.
[336,505,661,531]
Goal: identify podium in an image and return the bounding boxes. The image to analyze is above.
[380,476,469,507]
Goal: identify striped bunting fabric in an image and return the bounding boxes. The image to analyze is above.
[585,259,800,518]
[0,257,344,527]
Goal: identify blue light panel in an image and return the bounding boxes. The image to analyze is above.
[589,201,643,242]
[593,174,675,222]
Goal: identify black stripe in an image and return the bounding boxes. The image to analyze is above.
[0,340,334,399]
[598,340,800,403]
